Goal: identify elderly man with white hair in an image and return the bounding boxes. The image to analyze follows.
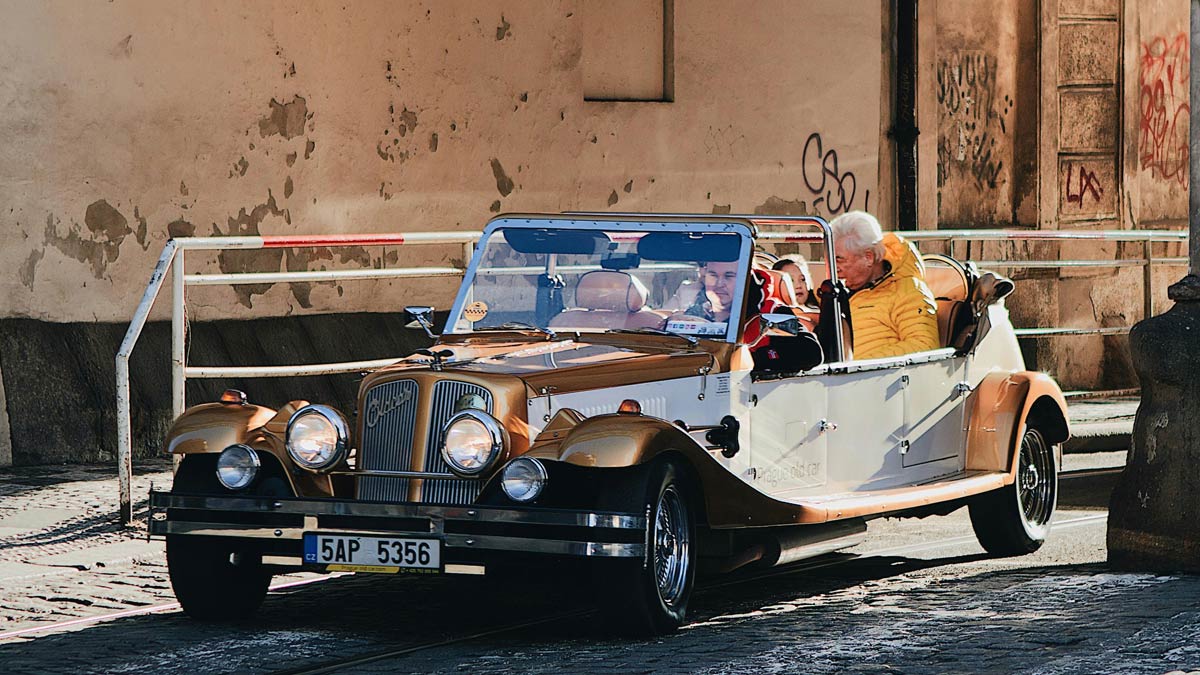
[829,211,939,359]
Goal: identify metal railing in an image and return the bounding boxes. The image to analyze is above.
[115,225,1187,524]
[115,232,478,524]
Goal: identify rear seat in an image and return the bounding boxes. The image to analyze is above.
[922,253,971,348]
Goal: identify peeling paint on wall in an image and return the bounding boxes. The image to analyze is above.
[607,190,618,206]
[258,95,308,139]
[19,249,43,289]
[40,200,132,280]
[167,219,195,238]
[753,196,811,216]
[490,159,514,196]
[215,193,290,308]
[133,206,148,249]
[496,15,512,41]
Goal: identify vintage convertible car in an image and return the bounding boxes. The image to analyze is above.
[149,213,1068,635]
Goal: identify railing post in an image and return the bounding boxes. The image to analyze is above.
[1143,239,1155,320]
[172,249,186,420]
[116,355,132,525]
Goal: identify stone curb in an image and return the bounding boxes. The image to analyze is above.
[1064,421,1133,454]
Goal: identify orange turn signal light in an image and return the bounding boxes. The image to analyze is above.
[220,389,248,405]
[617,399,642,415]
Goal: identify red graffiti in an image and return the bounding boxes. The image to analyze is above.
[1064,163,1104,207]
[1139,34,1190,185]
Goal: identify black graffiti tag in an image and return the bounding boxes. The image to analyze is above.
[802,132,859,215]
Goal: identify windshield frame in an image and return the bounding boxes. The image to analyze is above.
[446,215,756,344]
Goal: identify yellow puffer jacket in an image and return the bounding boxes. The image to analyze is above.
[848,233,940,359]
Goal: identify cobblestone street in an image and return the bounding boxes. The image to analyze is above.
[1,457,1197,674]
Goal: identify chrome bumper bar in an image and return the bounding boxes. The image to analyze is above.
[148,490,647,559]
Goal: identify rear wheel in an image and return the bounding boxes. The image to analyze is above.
[969,424,1058,555]
[595,460,696,636]
[167,535,271,620]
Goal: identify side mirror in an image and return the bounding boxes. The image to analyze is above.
[405,306,439,340]
[759,313,801,337]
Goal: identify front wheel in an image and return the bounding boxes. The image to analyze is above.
[595,460,696,636]
[167,536,271,620]
[968,424,1058,555]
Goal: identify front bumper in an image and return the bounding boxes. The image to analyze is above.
[148,490,647,566]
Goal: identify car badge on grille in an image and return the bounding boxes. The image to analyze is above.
[365,387,415,429]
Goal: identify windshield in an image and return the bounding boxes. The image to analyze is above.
[447,223,750,341]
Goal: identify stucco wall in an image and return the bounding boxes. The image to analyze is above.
[0,0,888,325]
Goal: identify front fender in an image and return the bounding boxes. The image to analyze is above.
[965,371,1070,480]
[166,401,333,497]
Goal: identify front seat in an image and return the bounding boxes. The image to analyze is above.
[549,271,664,330]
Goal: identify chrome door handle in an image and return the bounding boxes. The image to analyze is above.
[953,381,973,398]
[818,419,838,433]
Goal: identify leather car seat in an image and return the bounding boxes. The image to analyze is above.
[549,271,664,330]
[922,253,972,348]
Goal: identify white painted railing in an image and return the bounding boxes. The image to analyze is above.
[115,224,1187,524]
[115,232,478,524]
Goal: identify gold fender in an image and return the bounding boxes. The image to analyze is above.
[965,371,1070,483]
[526,411,824,528]
[166,400,333,497]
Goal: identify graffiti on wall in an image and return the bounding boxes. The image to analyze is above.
[800,132,870,216]
[1063,162,1104,207]
[1139,33,1189,185]
[936,51,1011,191]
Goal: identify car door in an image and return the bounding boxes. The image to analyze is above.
[748,375,828,499]
[822,363,908,491]
[900,354,969,474]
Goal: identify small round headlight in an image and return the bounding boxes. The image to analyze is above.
[216,444,260,490]
[501,457,548,503]
[286,404,349,471]
[440,410,504,475]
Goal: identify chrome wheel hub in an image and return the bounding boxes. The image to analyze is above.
[1017,429,1055,527]
[653,485,690,606]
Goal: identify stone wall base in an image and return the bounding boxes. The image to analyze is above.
[0,314,439,466]
[1108,527,1200,574]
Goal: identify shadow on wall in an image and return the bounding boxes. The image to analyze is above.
[0,312,443,466]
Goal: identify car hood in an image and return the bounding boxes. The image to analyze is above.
[374,336,717,396]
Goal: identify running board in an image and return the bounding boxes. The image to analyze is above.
[779,470,1009,523]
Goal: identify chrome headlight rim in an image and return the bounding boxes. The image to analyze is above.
[215,444,261,490]
[440,409,505,477]
[500,456,548,503]
[285,404,349,472]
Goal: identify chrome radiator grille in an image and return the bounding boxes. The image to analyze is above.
[357,379,418,502]
[420,381,492,505]
[356,378,492,505]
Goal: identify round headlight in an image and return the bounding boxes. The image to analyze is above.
[285,404,349,471]
[216,444,260,490]
[440,410,504,476]
[501,457,548,503]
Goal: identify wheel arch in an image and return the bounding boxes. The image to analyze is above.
[965,371,1070,480]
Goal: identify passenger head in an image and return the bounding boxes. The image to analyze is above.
[830,211,887,291]
[772,256,812,306]
[701,261,739,312]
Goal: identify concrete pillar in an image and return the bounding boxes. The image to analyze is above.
[1107,0,1200,571]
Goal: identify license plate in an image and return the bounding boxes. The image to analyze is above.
[303,534,441,573]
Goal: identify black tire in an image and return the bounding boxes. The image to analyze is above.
[167,535,271,620]
[968,424,1058,555]
[595,460,696,636]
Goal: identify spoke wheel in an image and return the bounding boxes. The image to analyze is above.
[653,485,691,608]
[593,459,696,636]
[969,424,1058,556]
